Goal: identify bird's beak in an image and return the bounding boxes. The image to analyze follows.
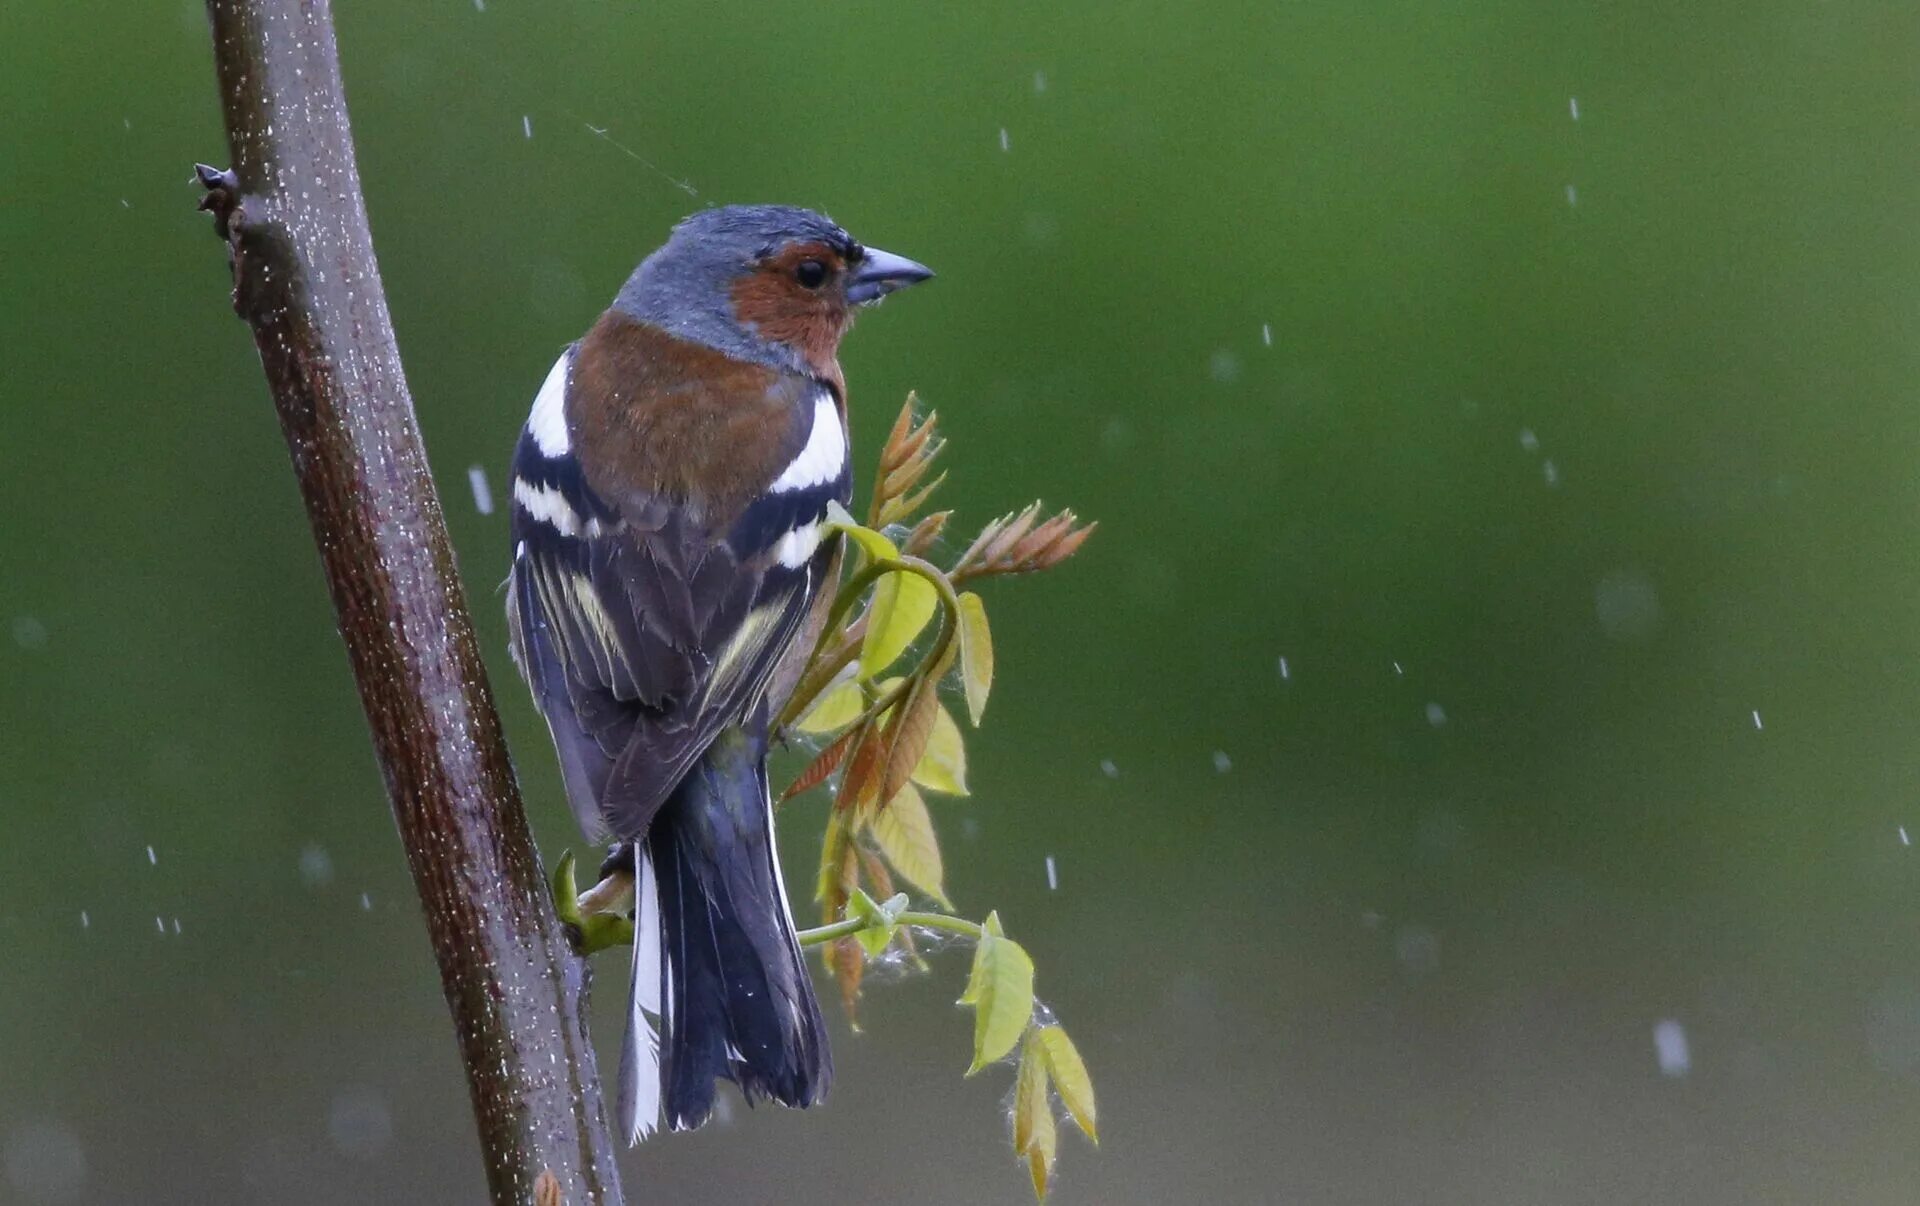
[847,247,934,305]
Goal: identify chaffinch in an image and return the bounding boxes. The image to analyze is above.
[505,205,932,1141]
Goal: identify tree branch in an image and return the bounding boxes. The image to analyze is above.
[197,2,623,1200]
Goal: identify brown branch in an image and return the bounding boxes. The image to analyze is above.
[197,2,623,1201]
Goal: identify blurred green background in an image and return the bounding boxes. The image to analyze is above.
[5,0,1920,1202]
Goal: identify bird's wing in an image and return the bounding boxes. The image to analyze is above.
[506,347,849,841]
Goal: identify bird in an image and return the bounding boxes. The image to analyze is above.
[504,205,933,1142]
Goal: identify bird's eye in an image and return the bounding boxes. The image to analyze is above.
[795,259,829,289]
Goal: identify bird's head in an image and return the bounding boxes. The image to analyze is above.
[615,204,933,381]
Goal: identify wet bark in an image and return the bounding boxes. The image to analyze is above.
[195,2,624,1201]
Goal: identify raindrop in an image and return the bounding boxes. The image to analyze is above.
[1392,661,1404,676]
[78,911,89,930]
[1044,856,1058,891]
[360,892,373,911]
[146,846,157,866]
[3,1121,87,1203]
[998,128,1010,152]
[172,918,182,935]
[1751,710,1764,731]
[1518,427,1539,453]
[467,465,494,516]
[1902,827,1911,848]
[1424,702,1448,727]
[1276,655,1290,680]
[1569,96,1581,121]
[1595,568,1663,643]
[1033,71,1048,94]
[1211,751,1232,773]
[1393,925,1440,977]
[1652,1018,1689,1077]
[1208,348,1241,384]
[1542,459,1560,487]
[1564,184,1578,207]
[327,1087,394,1160]
[12,616,48,650]
[1260,323,1272,346]
[154,916,165,935]
[299,844,335,887]
[1098,758,1119,779]
[522,115,533,139]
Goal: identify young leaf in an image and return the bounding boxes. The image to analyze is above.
[1025,1131,1056,1203]
[961,913,1035,1073]
[846,887,899,959]
[824,500,899,563]
[856,843,897,904]
[869,783,950,907]
[1037,1026,1097,1143]
[815,810,851,904]
[830,935,865,1027]
[901,509,952,557]
[880,675,941,804]
[957,591,995,726]
[794,678,863,734]
[1015,1030,1058,1200]
[1013,1029,1053,1155]
[783,723,862,801]
[958,910,1004,1004]
[861,568,939,678]
[834,723,883,816]
[877,394,918,470]
[910,698,970,795]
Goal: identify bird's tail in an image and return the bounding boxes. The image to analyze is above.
[618,729,831,1141]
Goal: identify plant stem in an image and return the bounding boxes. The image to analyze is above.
[197,3,622,1200]
[796,909,985,948]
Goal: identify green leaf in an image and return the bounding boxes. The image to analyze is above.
[958,910,1004,1004]
[825,500,898,563]
[957,591,995,726]
[870,783,950,908]
[575,909,636,955]
[1037,1026,1097,1143]
[1025,1138,1055,1203]
[861,568,940,678]
[794,678,864,734]
[550,850,583,929]
[846,887,898,959]
[548,849,634,955]
[1013,1028,1052,1154]
[1015,1030,1058,1200]
[910,699,969,795]
[960,912,1035,1073]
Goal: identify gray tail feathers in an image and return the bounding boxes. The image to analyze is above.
[617,730,832,1141]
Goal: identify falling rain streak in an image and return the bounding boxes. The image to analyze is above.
[468,465,494,516]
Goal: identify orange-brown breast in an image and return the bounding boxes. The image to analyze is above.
[570,310,809,531]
